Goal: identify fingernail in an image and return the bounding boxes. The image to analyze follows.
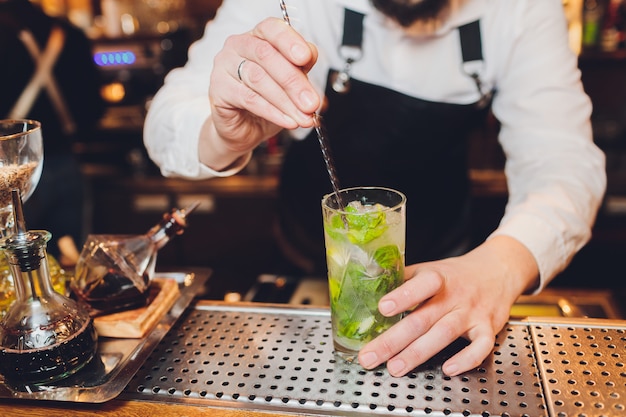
[444,363,459,376]
[379,300,396,315]
[291,43,307,61]
[387,358,405,375]
[299,90,316,109]
[359,351,378,368]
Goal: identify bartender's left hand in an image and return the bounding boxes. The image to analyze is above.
[358,235,539,377]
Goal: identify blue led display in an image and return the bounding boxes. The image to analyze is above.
[93,50,137,67]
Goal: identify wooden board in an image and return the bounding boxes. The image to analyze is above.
[93,278,180,338]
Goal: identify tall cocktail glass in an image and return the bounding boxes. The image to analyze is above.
[322,186,406,363]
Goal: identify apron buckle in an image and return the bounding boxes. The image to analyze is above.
[331,68,351,93]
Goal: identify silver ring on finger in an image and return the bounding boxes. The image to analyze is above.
[237,59,246,82]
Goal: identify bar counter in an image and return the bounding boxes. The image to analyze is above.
[1,299,624,417]
[0,399,292,417]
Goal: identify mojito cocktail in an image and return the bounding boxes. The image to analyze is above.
[322,187,406,362]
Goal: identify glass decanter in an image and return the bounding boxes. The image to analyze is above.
[0,190,97,386]
[0,119,57,320]
[0,254,69,319]
[70,202,198,316]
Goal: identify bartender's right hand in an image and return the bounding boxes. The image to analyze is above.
[200,17,320,171]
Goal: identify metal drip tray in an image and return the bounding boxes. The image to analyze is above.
[121,302,626,416]
[531,323,626,416]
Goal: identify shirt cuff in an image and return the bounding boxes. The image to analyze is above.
[488,213,571,295]
[197,151,253,178]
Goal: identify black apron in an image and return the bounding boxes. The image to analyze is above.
[277,11,494,275]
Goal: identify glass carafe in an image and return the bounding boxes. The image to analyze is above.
[70,202,198,316]
[0,190,97,386]
[0,254,69,319]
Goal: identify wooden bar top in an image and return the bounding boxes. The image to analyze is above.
[0,399,295,417]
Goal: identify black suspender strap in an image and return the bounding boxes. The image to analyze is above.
[459,20,483,63]
[331,9,364,93]
[458,20,492,109]
[342,8,365,48]
[334,11,492,107]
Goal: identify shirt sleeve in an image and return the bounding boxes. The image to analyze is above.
[487,0,606,292]
[143,0,277,179]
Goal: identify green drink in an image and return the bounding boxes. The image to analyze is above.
[322,187,406,363]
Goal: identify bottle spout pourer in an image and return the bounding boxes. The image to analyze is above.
[180,201,201,219]
[3,189,50,272]
[168,200,201,232]
[11,189,27,238]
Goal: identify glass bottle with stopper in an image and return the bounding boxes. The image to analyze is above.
[0,119,59,320]
[0,189,97,386]
[70,201,199,316]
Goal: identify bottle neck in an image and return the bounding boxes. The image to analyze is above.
[146,209,186,251]
[5,245,55,302]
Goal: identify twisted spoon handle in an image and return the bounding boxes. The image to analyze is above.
[277,1,347,214]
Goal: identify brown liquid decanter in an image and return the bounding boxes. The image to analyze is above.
[70,202,199,316]
[0,190,97,386]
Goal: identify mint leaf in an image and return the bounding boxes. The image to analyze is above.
[374,245,402,270]
[325,203,388,245]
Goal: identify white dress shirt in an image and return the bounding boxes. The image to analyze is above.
[143,0,606,290]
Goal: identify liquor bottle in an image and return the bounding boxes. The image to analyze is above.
[582,0,608,50]
[70,202,199,316]
[0,190,97,386]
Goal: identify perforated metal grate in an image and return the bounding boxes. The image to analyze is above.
[122,303,571,416]
[531,323,626,417]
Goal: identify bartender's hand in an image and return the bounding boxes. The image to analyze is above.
[199,17,320,171]
[358,235,539,377]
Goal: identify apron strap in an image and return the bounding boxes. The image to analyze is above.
[331,9,364,93]
[458,20,493,109]
[334,10,492,108]
[342,8,365,48]
[9,26,77,135]
[459,20,483,62]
